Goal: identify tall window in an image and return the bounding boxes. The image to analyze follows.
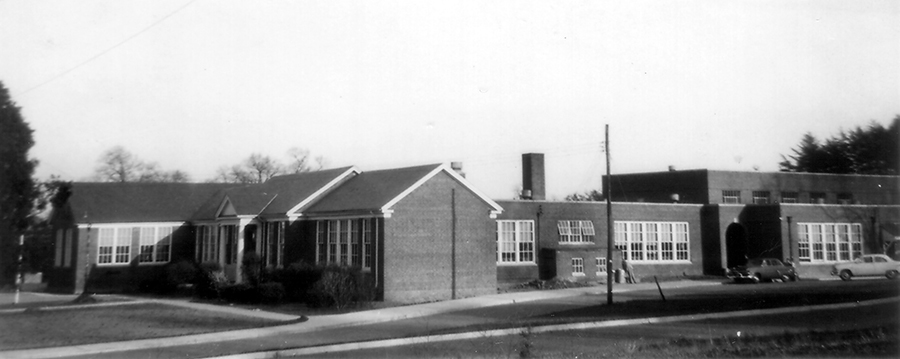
[595,257,607,276]
[781,192,798,203]
[114,228,132,264]
[138,226,173,264]
[797,223,862,263]
[497,220,535,264]
[809,192,826,204]
[221,225,237,265]
[572,257,584,276]
[316,219,373,268]
[752,191,770,204]
[263,222,284,267]
[557,220,595,243]
[722,190,741,204]
[615,221,690,262]
[98,228,115,264]
[196,225,219,263]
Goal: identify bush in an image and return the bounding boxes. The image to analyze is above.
[241,252,263,286]
[220,283,259,304]
[258,282,285,304]
[308,265,376,309]
[165,260,198,289]
[269,261,323,302]
[194,262,227,300]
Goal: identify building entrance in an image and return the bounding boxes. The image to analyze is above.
[726,223,748,268]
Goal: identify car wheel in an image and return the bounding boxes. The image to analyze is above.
[839,270,852,281]
[886,270,899,280]
[791,274,799,282]
[779,274,791,283]
[753,273,762,283]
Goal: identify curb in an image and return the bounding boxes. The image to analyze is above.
[210,296,900,359]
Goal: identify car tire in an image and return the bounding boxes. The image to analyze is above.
[779,274,791,283]
[753,273,762,283]
[886,270,899,280]
[839,270,852,281]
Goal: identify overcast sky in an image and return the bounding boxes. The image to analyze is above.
[2,0,898,200]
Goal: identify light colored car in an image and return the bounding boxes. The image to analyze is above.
[831,254,900,281]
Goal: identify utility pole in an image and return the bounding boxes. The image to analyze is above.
[605,124,614,305]
[14,234,24,305]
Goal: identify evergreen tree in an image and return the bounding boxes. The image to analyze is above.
[0,81,39,286]
[780,117,899,175]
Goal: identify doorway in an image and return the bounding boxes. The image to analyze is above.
[726,223,748,268]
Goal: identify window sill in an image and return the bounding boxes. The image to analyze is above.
[497,262,537,266]
[628,260,692,264]
[572,272,585,277]
[559,242,595,245]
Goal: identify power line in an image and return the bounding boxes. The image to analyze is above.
[16,0,197,96]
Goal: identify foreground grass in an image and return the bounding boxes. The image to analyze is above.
[0,303,281,350]
[313,325,899,358]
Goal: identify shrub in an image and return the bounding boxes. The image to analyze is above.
[309,265,376,309]
[241,252,263,286]
[194,262,227,299]
[165,260,198,289]
[257,282,286,304]
[220,283,259,304]
[270,261,323,302]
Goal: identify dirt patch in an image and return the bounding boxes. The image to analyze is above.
[0,303,281,350]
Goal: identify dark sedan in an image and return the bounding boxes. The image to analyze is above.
[727,258,800,283]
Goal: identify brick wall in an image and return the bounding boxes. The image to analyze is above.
[382,171,496,303]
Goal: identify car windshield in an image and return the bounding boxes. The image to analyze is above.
[746,259,764,266]
[769,259,783,266]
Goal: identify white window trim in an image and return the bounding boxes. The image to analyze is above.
[496,220,536,265]
[796,222,863,263]
[572,257,585,276]
[595,257,607,276]
[558,220,596,244]
[93,223,182,266]
[315,219,372,268]
[614,220,691,264]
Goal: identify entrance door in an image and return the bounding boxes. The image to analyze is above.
[726,223,749,268]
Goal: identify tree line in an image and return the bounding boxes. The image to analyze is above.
[94,146,328,184]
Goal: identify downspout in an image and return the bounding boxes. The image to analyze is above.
[786,216,793,263]
[451,188,457,300]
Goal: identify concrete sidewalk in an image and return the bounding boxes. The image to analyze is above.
[0,280,721,359]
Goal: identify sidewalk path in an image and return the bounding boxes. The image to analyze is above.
[0,280,721,359]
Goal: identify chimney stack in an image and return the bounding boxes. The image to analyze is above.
[450,162,465,178]
[522,153,545,201]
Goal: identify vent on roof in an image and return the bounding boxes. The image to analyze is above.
[451,162,465,178]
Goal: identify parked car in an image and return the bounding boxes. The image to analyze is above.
[831,254,900,281]
[727,258,799,283]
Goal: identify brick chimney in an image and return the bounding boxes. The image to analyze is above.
[522,153,545,200]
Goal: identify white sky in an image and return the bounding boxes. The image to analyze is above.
[2,0,898,200]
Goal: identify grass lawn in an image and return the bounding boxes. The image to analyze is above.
[0,302,283,351]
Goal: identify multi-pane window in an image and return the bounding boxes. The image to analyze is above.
[752,191,770,204]
[557,220,595,243]
[98,227,132,265]
[497,220,535,264]
[797,223,862,263]
[722,190,741,204]
[115,228,131,264]
[262,222,284,268]
[615,221,690,262]
[837,193,853,205]
[316,219,374,268]
[810,192,826,204]
[595,257,607,276]
[196,225,219,263]
[155,227,172,263]
[98,228,115,264]
[572,257,584,276]
[781,192,798,203]
[221,225,237,265]
[139,227,156,263]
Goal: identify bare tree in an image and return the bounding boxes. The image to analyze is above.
[245,153,282,183]
[287,147,328,173]
[93,146,191,182]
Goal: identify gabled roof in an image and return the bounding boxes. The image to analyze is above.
[306,163,503,217]
[65,182,237,224]
[192,166,358,220]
